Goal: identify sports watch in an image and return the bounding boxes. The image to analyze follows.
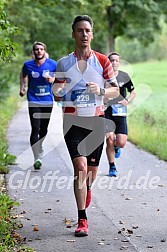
[99,88,105,96]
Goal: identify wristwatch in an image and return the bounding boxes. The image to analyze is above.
[99,88,105,96]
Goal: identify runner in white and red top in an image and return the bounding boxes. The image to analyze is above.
[53,15,119,237]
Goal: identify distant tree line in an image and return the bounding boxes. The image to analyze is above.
[0,0,167,97]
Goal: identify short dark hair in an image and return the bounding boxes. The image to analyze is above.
[32,41,47,51]
[72,15,93,31]
[108,52,120,59]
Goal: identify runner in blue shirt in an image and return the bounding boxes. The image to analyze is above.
[20,41,57,169]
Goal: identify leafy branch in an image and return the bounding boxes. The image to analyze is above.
[0,7,21,61]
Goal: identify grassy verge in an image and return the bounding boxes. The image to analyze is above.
[0,193,34,252]
[0,86,35,252]
[127,60,167,160]
[0,87,18,174]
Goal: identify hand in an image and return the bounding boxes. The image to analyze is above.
[44,71,55,83]
[118,99,129,106]
[19,88,26,97]
[45,76,55,83]
[87,82,100,95]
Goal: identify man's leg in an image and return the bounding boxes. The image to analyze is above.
[28,105,41,160]
[85,165,98,208]
[108,133,127,176]
[106,132,118,176]
[73,156,88,210]
[63,115,104,236]
[73,158,99,236]
[38,105,53,155]
[73,156,89,237]
[113,117,128,159]
[115,133,127,149]
[106,132,115,164]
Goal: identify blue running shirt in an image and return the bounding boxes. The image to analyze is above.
[23,58,57,104]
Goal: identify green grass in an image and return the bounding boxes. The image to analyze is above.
[127,60,167,160]
[0,86,18,174]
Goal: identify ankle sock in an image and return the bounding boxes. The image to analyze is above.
[109,162,115,168]
[114,146,119,152]
[78,209,87,220]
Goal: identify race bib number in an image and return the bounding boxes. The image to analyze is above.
[71,89,96,107]
[112,104,127,116]
[35,85,50,96]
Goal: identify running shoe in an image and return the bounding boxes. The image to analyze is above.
[114,146,121,158]
[75,219,88,237]
[85,189,92,208]
[109,165,118,177]
[34,159,42,170]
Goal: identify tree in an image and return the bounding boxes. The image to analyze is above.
[106,0,167,52]
[2,0,167,59]
[4,0,112,59]
[0,3,20,61]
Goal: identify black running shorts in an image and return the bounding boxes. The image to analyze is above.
[63,115,105,166]
[105,106,128,135]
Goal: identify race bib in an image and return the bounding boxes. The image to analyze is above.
[35,85,50,96]
[112,104,127,116]
[71,89,96,107]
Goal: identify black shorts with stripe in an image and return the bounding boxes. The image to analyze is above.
[63,115,106,166]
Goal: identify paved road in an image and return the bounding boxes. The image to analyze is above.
[6,101,167,252]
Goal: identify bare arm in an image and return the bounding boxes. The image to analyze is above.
[118,89,136,106]
[19,72,28,97]
[126,89,136,103]
[87,82,119,99]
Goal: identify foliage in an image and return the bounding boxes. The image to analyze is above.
[0,147,16,174]
[116,20,167,62]
[1,0,167,60]
[0,59,21,101]
[0,84,19,174]
[0,194,19,248]
[106,0,167,51]
[0,71,34,250]
[0,193,35,251]
[3,0,112,59]
[0,3,21,61]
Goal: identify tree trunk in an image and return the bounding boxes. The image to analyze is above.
[106,5,115,55]
[107,34,115,55]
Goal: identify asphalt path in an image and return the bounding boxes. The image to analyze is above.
[6,101,167,252]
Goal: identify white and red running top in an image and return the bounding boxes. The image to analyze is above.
[55,50,117,116]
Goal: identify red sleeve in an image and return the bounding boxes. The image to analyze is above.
[93,51,115,81]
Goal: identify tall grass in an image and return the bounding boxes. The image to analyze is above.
[127,60,167,160]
